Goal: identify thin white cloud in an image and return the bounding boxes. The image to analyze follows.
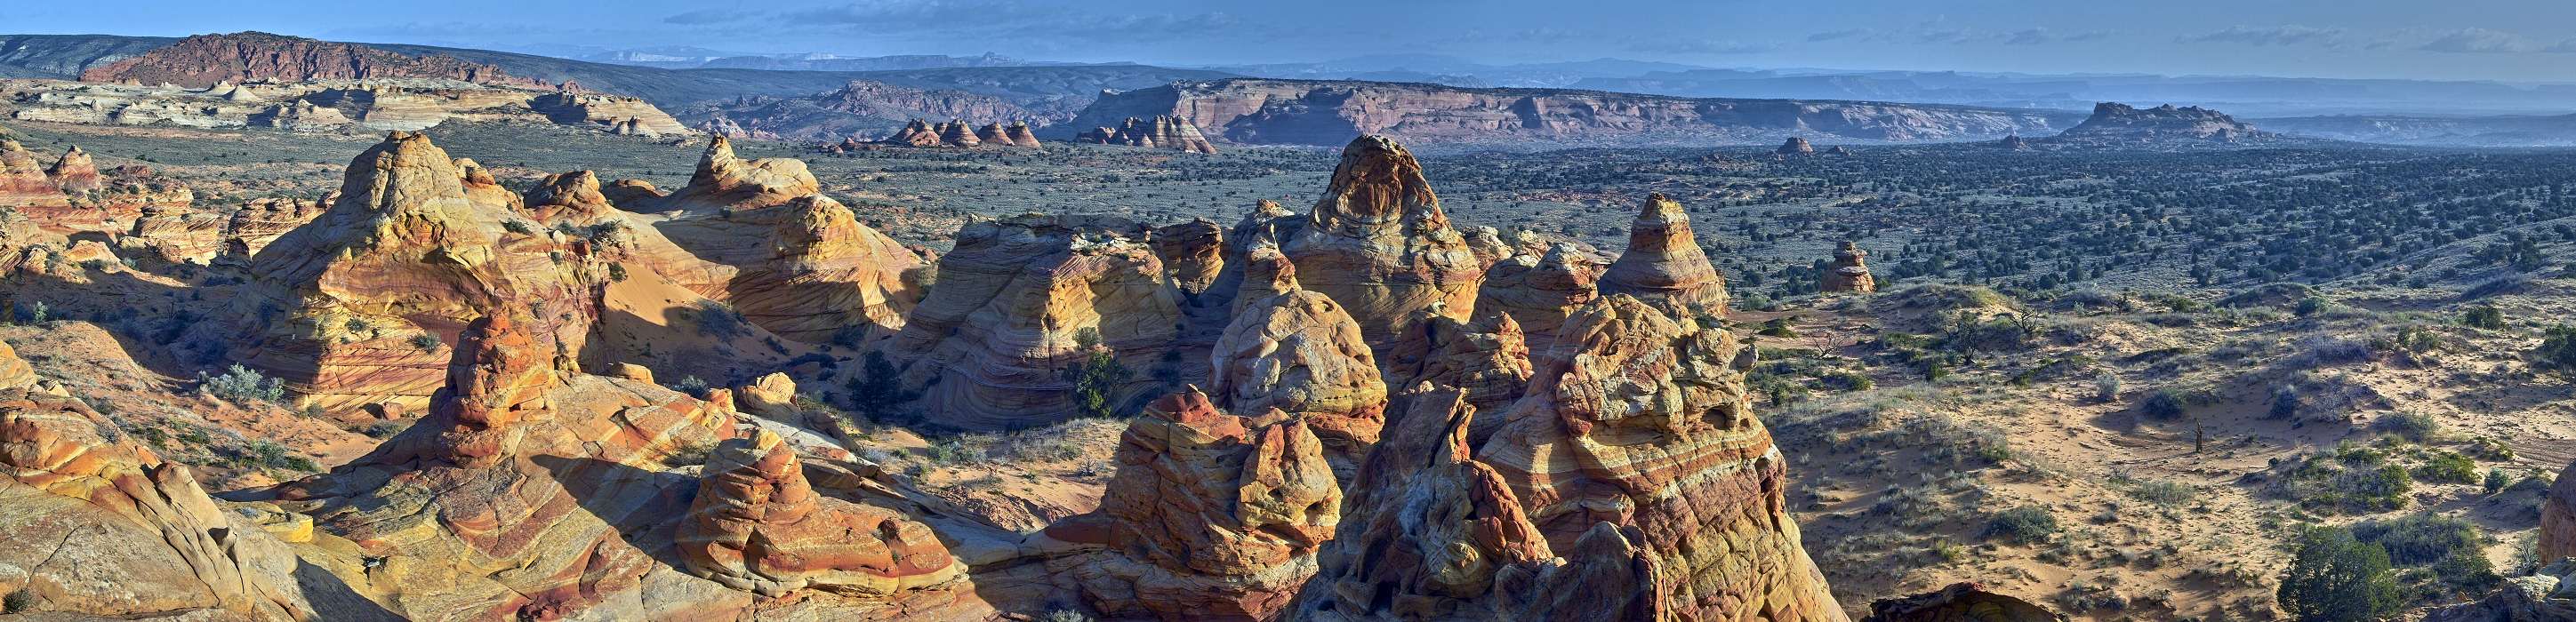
[2418,28,2535,53]
[2177,25,2346,47]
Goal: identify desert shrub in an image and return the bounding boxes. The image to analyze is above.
[502,219,534,235]
[1938,313,2037,352]
[2293,297,2329,316]
[671,375,710,396]
[2219,283,2316,308]
[2092,372,2122,402]
[2416,451,2477,484]
[246,441,317,471]
[2485,468,2512,494]
[202,364,285,404]
[1817,370,1874,392]
[2462,275,2529,299]
[2373,411,2442,442]
[3,588,29,614]
[1757,316,1798,337]
[2277,527,2401,622]
[15,300,48,324]
[1040,610,1093,622]
[1984,506,2059,543]
[409,333,441,352]
[2139,389,2188,420]
[1061,328,1135,420]
[2269,385,2301,419]
[845,349,917,421]
[2536,325,2576,371]
[2461,306,2505,329]
[2127,479,2197,507]
[2353,514,2483,566]
[2334,466,2415,511]
[692,299,749,339]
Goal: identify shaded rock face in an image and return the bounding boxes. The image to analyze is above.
[1210,247,1388,475]
[1057,389,1342,620]
[1077,115,1218,154]
[1283,135,1485,355]
[1823,241,1877,293]
[2540,459,2576,562]
[1474,295,1843,619]
[1600,193,1728,319]
[1380,310,1534,423]
[728,195,927,342]
[884,213,1182,429]
[258,314,747,621]
[1474,243,1601,347]
[0,392,310,620]
[219,194,327,261]
[1999,134,2029,150]
[1153,218,1225,297]
[678,430,960,597]
[224,131,594,413]
[1863,583,2065,622]
[2050,102,2273,144]
[2425,559,2576,622]
[80,31,542,88]
[1070,79,2062,148]
[1778,137,1816,155]
[45,145,100,193]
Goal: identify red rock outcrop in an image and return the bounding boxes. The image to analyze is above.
[122,203,227,264]
[883,213,1182,428]
[2540,459,2576,562]
[1473,243,1601,347]
[527,91,690,136]
[1476,295,1844,619]
[80,31,542,88]
[1077,116,1218,154]
[1282,135,1484,353]
[726,195,927,342]
[1052,388,1341,620]
[1379,307,1533,423]
[222,131,593,413]
[1005,122,1042,148]
[44,145,100,193]
[0,392,312,620]
[1211,246,1387,474]
[1154,218,1225,297]
[974,123,1011,145]
[938,120,983,148]
[1822,241,1877,293]
[1600,193,1729,318]
[665,135,820,214]
[218,194,327,261]
[678,430,961,596]
[0,139,69,211]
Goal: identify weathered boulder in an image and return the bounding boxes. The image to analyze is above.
[1210,246,1387,475]
[1823,241,1877,293]
[1282,135,1483,355]
[1600,193,1728,318]
[884,213,1182,428]
[1473,243,1601,347]
[678,430,960,597]
[1053,388,1340,620]
[1477,295,1845,619]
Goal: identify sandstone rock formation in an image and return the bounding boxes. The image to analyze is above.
[1600,193,1729,318]
[643,136,929,345]
[678,430,961,597]
[0,139,69,211]
[937,120,983,148]
[80,31,542,88]
[44,145,100,193]
[975,122,1012,145]
[1823,241,1877,293]
[1069,79,2062,148]
[1473,243,1601,347]
[883,213,1181,428]
[1051,388,1341,620]
[1211,246,1387,474]
[222,131,592,413]
[667,135,821,213]
[1778,136,1816,155]
[1473,295,1843,618]
[1380,308,1533,421]
[1999,134,2030,150]
[528,91,690,136]
[1076,116,1218,154]
[1005,122,1042,148]
[2540,459,2576,562]
[0,391,311,620]
[1154,218,1225,297]
[694,80,1047,141]
[2424,560,2576,622]
[1282,135,1484,354]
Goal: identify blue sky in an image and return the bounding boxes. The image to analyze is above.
[11,0,2576,81]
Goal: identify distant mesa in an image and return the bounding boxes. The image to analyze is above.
[78,31,544,89]
[694,80,1063,142]
[2045,101,2279,145]
[1076,115,1218,154]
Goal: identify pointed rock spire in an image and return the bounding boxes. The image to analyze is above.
[1601,192,1728,318]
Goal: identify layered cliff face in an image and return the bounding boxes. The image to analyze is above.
[1380,309,1534,422]
[224,131,593,413]
[1071,78,2062,148]
[528,91,690,136]
[1282,135,1485,354]
[1076,116,1219,154]
[0,139,71,212]
[678,430,961,597]
[1822,241,1877,293]
[1052,388,1343,620]
[1477,295,1843,619]
[884,213,1182,429]
[1599,193,1728,318]
[79,31,542,88]
[1210,246,1388,474]
[0,391,311,620]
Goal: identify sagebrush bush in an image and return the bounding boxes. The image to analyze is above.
[1984,506,2059,543]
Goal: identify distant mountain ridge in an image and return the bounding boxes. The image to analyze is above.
[80,32,544,88]
[1066,77,2080,149]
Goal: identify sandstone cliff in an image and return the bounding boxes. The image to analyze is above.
[1070,78,2063,149]
[80,31,542,88]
